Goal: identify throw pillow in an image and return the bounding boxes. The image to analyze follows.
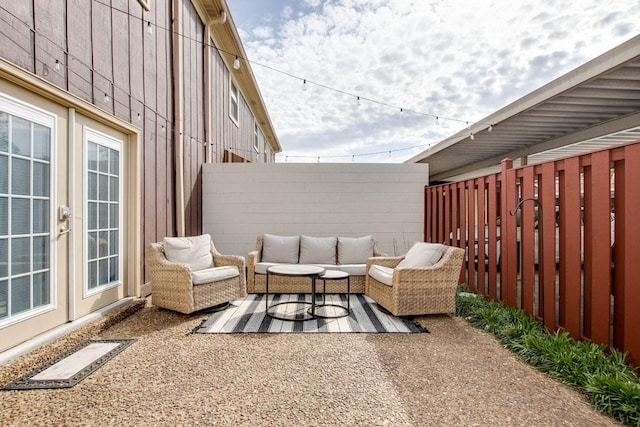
[338,235,374,264]
[262,234,300,263]
[397,242,446,268]
[299,235,337,264]
[163,234,215,271]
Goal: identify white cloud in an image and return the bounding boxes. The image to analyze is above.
[231,0,640,162]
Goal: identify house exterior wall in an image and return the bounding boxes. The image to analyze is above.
[0,0,276,353]
[202,163,430,258]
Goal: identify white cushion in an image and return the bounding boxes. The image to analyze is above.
[319,264,367,276]
[338,235,374,264]
[192,266,239,285]
[254,262,280,275]
[262,234,300,263]
[299,235,337,264]
[397,242,446,268]
[163,234,214,271]
[368,265,394,286]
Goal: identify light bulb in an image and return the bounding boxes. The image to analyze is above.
[435,116,439,125]
[233,56,240,70]
[470,133,475,140]
[42,63,50,76]
[103,93,109,103]
[146,21,153,35]
[488,124,493,133]
[357,96,361,106]
[303,79,308,91]
[55,59,61,71]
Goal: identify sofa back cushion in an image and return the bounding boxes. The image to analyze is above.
[262,234,300,263]
[397,242,446,268]
[164,234,215,271]
[338,235,374,264]
[299,235,337,264]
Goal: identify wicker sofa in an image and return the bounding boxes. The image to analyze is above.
[365,243,464,316]
[147,234,246,314]
[247,234,384,293]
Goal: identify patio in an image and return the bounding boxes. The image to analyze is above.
[0,300,617,426]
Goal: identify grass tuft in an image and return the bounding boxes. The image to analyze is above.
[456,286,640,427]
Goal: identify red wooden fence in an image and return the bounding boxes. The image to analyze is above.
[425,141,640,366]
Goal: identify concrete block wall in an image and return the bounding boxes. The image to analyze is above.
[202,162,429,259]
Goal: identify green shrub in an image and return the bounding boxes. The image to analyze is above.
[456,286,640,427]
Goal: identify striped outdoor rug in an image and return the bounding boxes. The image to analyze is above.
[193,294,428,333]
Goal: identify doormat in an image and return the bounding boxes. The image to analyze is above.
[3,339,135,390]
[193,294,429,333]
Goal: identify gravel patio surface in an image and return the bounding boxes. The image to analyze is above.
[0,299,619,426]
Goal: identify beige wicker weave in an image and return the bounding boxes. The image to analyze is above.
[365,245,464,316]
[146,241,247,314]
[247,235,384,294]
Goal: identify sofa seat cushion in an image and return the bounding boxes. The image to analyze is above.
[262,234,300,263]
[338,235,374,264]
[192,266,239,285]
[316,264,367,276]
[164,234,214,271]
[397,242,446,268]
[254,262,282,275]
[368,265,394,286]
[299,235,337,264]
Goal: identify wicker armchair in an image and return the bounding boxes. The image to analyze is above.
[146,236,246,314]
[365,245,464,316]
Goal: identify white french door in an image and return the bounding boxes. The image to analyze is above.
[0,96,57,326]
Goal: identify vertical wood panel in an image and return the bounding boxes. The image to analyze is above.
[451,184,459,247]
[91,0,113,112]
[143,8,157,114]
[34,0,67,88]
[521,167,535,315]
[477,177,486,295]
[67,0,93,102]
[467,180,476,291]
[558,157,582,337]
[504,167,518,307]
[128,4,144,105]
[539,162,557,330]
[583,150,611,344]
[620,144,640,365]
[112,0,130,121]
[424,188,432,242]
[487,174,498,300]
[0,2,34,72]
[156,120,168,240]
[457,181,467,284]
[437,186,444,243]
[155,0,168,119]
[444,185,451,246]
[143,109,157,278]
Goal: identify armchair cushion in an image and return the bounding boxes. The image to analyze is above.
[192,265,240,285]
[368,265,394,286]
[397,242,446,268]
[299,235,337,264]
[338,235,374,264]
[262,234,300,263]
[163,234,214,271]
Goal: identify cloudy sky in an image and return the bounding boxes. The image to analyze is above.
[226,0,640,163]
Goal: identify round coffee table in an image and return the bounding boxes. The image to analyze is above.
[266,264,325,321]
[314,270,351,318]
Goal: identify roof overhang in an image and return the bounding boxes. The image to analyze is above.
[194,0,282,153]
[409,35,640,183]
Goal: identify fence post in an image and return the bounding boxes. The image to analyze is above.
[500,158,514,303]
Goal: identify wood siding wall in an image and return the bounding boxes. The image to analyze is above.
[0,0,273,287]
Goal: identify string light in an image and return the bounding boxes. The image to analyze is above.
[357,96,361,106]
[146,21,153,35]
[470,133,475,140]
[233,55,240,70]
[303,79,308,91]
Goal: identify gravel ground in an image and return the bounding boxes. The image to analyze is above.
[0,299,619,426]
